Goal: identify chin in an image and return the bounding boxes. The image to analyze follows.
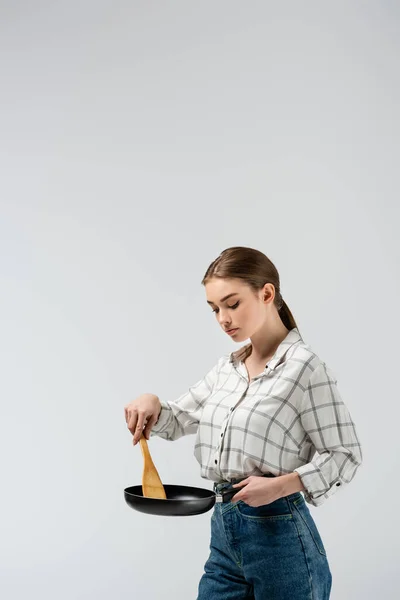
[233,330,245,341]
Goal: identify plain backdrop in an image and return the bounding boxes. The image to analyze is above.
[1,1,399,599]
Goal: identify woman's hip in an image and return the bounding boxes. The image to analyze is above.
[210,491,332,598]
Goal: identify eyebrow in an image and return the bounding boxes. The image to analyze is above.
[206,292,239,306]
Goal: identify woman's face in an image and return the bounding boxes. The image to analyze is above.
[205,278,275,341]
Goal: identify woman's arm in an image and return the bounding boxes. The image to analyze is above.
[292,361,363,507]
[149,356,225,441]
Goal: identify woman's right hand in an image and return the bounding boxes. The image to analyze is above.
[124,393,162,445]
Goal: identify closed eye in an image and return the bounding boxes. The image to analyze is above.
[211,301,240,314]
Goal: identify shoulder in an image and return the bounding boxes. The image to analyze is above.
[217,352,232,368]
[288,337,320,369]
[203,353,231,375]
[212,352,236,375]
[289,339,338,384]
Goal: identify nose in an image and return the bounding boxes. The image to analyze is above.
[217,310,231,328]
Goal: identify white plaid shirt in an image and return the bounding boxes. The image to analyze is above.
[150,327,363,507]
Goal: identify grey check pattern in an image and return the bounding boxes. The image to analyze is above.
[150,327,363,507]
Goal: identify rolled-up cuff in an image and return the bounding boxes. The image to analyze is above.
[150,402,172,434]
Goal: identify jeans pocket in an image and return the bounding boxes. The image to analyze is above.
[292,496,327,556]
[236,498,293,521]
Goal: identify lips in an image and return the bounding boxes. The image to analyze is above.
[226,328,238,333]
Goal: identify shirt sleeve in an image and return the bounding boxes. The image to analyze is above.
[149,355,225,441]
[293,361,363,507]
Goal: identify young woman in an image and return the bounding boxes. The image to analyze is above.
[125,246,363,600]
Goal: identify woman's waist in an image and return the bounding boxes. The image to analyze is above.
[213,472,277,493]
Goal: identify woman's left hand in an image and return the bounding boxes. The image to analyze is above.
[230,475,283,507]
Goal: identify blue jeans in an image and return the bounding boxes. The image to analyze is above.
[197,476,332,599]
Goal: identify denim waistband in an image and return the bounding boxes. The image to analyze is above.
[213,473,276,493]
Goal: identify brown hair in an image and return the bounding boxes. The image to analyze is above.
[201,246,300,360]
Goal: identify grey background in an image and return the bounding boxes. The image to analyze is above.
[1,1,399,598]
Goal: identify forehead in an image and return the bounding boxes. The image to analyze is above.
[205,278,247,303]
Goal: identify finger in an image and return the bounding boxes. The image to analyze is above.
[232,478,248,488]
[127,409,138,434]
[231,492,241,504]
[133,413,148,445]
[126,406,139,429]
[142,415,156,440]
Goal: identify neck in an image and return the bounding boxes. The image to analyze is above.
[249,318,290,362]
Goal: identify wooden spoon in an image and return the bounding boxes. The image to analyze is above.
[138,433,167,499]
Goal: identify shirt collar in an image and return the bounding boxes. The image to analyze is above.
[228,327,304,371]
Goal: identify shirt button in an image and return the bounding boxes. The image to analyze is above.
[220,433,223,437]
[336,482,341,486]
[215,459,218,464]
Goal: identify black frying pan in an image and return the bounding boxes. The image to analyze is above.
[124,483,239,516]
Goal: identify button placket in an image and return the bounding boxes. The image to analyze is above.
[214,378,250,473]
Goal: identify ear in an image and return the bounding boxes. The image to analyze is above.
[261,283,274,304]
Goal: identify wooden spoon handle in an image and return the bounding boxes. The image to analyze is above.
[138,433,167,499]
